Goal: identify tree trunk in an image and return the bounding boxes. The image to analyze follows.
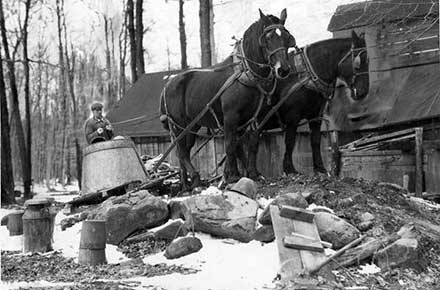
[135,0,145,75]
[127,0,137,82]
[22,0,32,199]
[103,16,113,110]
[56,0,69,186]
[0,0,29,199]
[199,0,212,67]
[179,0,188,69]
[119,3,128,100]
[0,49,15,204]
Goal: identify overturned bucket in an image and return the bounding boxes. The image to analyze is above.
[81,139,149,194]
[78,220,107,265]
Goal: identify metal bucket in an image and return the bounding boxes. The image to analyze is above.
[22,199,53,253]
[81,139,149,195]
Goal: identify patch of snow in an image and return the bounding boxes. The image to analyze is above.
[138,233,279,290]
[307,203,335,214]
[358,263,381,274]
[200,186,222,196]
[149,218,185,233]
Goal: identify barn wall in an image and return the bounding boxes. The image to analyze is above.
[132,131,333,179]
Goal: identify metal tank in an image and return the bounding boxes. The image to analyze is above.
[81,139,149,194]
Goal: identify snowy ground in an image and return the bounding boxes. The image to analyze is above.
[1,183,282,290]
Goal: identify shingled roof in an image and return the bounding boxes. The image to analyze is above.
[328,0,439,32]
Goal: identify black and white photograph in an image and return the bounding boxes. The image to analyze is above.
[1,0,440,289]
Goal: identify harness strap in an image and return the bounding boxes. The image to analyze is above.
[153,70,242,172]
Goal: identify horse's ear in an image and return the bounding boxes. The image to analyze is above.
[259,9,265,19]
[351,30,364,46]
[280,8,287,24]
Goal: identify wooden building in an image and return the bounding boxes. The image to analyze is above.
[326,0,440,194]
[108,0,439,193]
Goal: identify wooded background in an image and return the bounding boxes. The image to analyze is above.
[0,0,214,203]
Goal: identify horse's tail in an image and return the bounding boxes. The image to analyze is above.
[159,86,170,131]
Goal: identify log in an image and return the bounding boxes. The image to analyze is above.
[78,220,107,265]
[332,234,400,268]
[125,231,155,243]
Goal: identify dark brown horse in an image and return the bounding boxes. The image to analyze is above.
[160,9,296,188]
[246,31,370,178]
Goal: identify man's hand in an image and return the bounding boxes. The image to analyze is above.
[97,128,104,134]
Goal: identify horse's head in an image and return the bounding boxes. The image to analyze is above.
[259,9,296,79]
[337,31,369,100]
[243,9,296,79]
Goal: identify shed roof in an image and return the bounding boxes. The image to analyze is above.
[328,0,439,32]
[106,70,180,138]
[327,63,440,131]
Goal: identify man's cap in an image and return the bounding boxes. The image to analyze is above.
[91,102,103,111]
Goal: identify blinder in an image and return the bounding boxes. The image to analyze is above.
[259,24,296,64]
[337,46,368,89]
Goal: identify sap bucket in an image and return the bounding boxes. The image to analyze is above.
[22,199,53,253]
[81,139,149,194]
[7,210,24,236]
[78,220,107,265]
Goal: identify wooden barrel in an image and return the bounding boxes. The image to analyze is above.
[7,210,24,236]
[78,220,107,265]
[22,199,53,253]
[81,139,149,195]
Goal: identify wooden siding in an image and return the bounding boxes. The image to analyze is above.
[133,131,333,179]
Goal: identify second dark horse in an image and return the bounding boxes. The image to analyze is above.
[160,9,296,188]
[246,31,370,178]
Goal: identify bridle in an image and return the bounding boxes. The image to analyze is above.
[259,24,293,67]
[337,46,369,88]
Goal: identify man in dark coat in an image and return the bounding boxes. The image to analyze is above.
[84,102,114,144]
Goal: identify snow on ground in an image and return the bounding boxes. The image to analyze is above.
[131,233,280,290]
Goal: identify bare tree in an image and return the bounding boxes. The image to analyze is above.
[199,0,212,67]
[135,0,145,75]
[0,0,30,198]
[127,0,137,82]
[118,1,128,99]
[179,0,188,69]
[21,0,32,198]
[1,49,15,204]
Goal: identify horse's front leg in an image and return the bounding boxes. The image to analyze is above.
[283,124,298,175]
[223,120,241,184]
[245,129,261,180]
[309,120,327,174]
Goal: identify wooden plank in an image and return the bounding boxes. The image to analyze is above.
[426,149,440,193]
[379,36,439,55]
[279,206,315,223]
[291,216,328,273]
[270,205,303,280]
[330,131,340,177]
[283,235,324,253]
[371,50,439,72]
[351,128,415,148]
[415,127,424,197]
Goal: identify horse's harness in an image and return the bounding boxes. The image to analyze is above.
[163,23,293,137]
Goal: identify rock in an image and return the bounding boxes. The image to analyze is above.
[89,190,169,245]
[153,220,189,241]
[258,192,308,225]
[315,212,361,249]
[357,212,375,231]
[164,236,202,259]
[252,225,275,243]
[230,177,257,199]
[168,200,191,221]
[375,238,424,271]
[183,191,258,242]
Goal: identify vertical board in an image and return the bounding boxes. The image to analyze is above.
[426,149,440,193]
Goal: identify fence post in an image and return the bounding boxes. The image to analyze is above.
[330,130,340,177]
[415,127,423,197]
